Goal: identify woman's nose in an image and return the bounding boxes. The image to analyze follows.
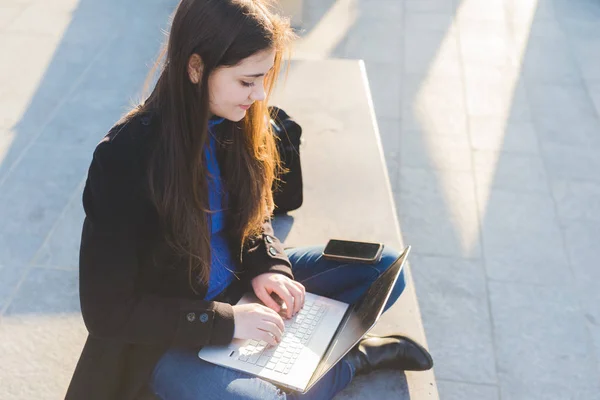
[250,84,266,102]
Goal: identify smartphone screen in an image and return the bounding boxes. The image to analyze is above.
[323,239,383,261]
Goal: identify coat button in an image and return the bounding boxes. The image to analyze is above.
[268,246,277,256]
[265,235,273,244]
[186,312,196,322]
[200,313,209,323]
[140,115,151,126]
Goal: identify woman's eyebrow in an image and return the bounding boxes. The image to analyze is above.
[242,66,275,78]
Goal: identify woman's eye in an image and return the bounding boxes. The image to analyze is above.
[241,81,255,87]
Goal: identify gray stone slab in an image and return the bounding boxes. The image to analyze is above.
[35,106,119,153]
[28,39,107,101]
[0,264,25,313]
[0,144,89,266]
[588,83,600,117]
[33,188,85,269]
[535,113,600,151]
[403,29,461,78]
[562,221,600,323]
[400,129,473,172]
[0,227,43,275]
[552,180,600,226]
[555,0,600,25]
[0,37,102,180]
[541,143,600,183]
[457,18,511,39]
[405,12,456,33]
[411,255,497,384]
[0,33,68,130]
[522,36,584,85]
[343,18,402,65]
[528,83,600,148]
[337,370,409,399]
[377,117,401,164]
[351,0,404,22]
[402,75,466,125]
[401,103,468,137]
[478,190,569,285]
[473,151,549,194]
[393,167,482,259]
[571,37,600,82]
[562,12,600,42]
[301,0,335,30]
[364,62,401,119]
[27,39,134,148]
[489,281,600,400]
[8,0,148,45]
[436,380,499,400]
[589,327,600,390]
[528,83,597,121]
[35,69,132,149]
[5,3,74,37]
[457,0,507,23]
[33,14,166,148]
[5,268,80,316]
[376,118,401,193]
[387,158,401,195]
[508,0,557,25]
[93,30,166,81]
[513,20,565,41]
[463,65,532,121]
[0,268,86,400]
[459,23,515,68]
[469,118,540,154]
[405,0,457,14]
[0,128,14,162]
[0,3,26,29]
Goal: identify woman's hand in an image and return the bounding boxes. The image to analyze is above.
[251,273,306,319]
[231,303,285,346]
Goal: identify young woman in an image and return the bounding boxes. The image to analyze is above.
[66,1,432,399]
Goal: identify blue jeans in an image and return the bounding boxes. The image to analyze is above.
[150,245,407,400]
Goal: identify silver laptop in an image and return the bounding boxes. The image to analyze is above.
[198,246,410,393]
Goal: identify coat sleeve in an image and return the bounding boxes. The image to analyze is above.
[79,136,234,347]
[241,219,295,281]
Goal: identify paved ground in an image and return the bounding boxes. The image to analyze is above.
[1,0,600,399]
[297,0,600,398]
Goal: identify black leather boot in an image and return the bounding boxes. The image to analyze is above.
[344,334,433,375]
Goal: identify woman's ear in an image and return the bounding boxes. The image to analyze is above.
[188,54,203,84]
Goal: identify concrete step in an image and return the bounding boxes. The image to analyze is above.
[271,59,439,399]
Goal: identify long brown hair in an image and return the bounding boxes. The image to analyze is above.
[126,0,294,289]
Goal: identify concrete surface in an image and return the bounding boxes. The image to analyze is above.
[270,59,437,399]
[295,0,600,398]
[1,0,600,399]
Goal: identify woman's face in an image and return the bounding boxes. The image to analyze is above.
[207,48,276,122]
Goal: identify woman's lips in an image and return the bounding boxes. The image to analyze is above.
[239,104,251,110]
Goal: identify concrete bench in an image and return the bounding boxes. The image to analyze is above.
[271,59,439,399]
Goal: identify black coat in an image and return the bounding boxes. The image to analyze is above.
[66,112,294,399]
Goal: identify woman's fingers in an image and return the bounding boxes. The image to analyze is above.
[260,306,285,332]
[287,285,304,315]
[294,280,306,296]
[260,320,284,342]
[271,285,295,319]
[254,285,281,312]
[256,329,279,346]
[290,281,306,314]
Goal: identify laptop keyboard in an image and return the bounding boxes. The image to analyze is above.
[237,300,328,374]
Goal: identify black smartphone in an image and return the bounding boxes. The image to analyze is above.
[322,239,384,264]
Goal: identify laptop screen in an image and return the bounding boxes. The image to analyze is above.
[305,246,410,391]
